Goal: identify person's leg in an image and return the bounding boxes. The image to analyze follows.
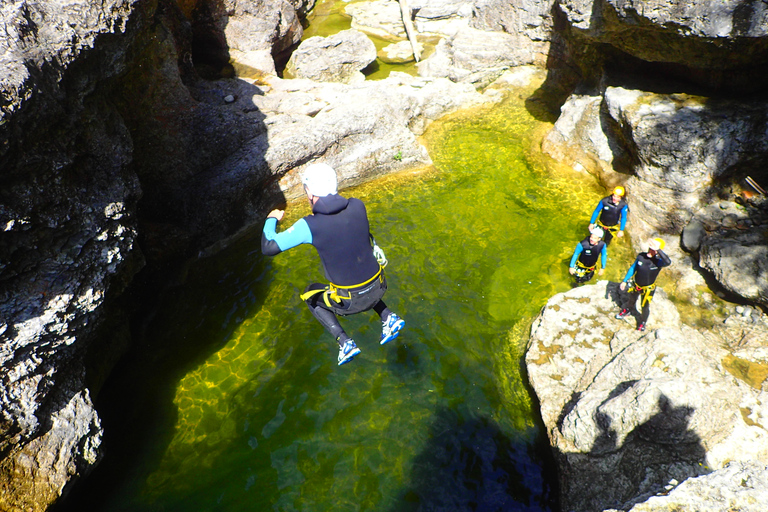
[304,284,349,346]
[373,300,392,322]
[638,289,656,329]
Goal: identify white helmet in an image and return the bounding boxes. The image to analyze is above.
[302,163,338,197]
[590,227,604,239]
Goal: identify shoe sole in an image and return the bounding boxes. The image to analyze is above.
[380,320,405,345]
[338,347,361,366]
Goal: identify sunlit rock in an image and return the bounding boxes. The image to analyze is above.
[285,29,376,83]
[417,26,537,87]
[526,281,768,511]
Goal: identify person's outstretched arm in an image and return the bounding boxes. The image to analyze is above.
[261,210,312,256]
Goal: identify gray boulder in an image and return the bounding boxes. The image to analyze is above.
[285,30,377,83]
[526,281,768,512]
[417,26,537,87]
[699,228,768,306]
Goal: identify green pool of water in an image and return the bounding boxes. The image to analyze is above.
[293,0,431,81]
[58,84,642,512]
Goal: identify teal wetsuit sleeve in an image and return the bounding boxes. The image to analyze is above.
[589,202,602,224]
[600,244,607,268]
[623,261,637,283]
[569,243,583,268]
[619,205,628,230]
[261,217,312,256]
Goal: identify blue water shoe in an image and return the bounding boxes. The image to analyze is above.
[380,313,405,345]
[338,340,361,365]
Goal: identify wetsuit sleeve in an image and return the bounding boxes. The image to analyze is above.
[619,205,628,230]
[589,202,602,224]
[656,250,672,268]
[261,217,312,256]
[622,260,637,283]
[600,244,607,268]
[569,243,583,268]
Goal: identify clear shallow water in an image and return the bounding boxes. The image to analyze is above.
[57,87,639,512]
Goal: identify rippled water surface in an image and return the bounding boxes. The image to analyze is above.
[59,84,642,512]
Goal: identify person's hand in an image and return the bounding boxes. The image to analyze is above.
[569,267,575,275]
[619,281,626,291]
[588,223,595,231]
[268,209,284,221]
[617,230,624,238]
[598,268,605,276]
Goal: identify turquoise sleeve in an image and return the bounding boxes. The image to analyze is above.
[589,203,602,224]
[569,243,583,268]
[623,261,636,282]
[263,217,312,251]
[600,244,607,268]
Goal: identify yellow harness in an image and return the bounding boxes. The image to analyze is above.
[299,266,384,307]
[574,260,597,276]
[630,281,657,307]
[596,218,620,235]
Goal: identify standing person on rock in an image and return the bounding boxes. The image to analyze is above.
[261,163,405,366]
[589,186,628,244]
[615,238,671,332]
[568,227,607,284]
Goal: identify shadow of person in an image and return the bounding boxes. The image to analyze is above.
[386,407,557,512]
[555,389,709,512]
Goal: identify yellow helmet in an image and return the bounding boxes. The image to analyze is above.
[613,186,625,197]
[649,238,665,251]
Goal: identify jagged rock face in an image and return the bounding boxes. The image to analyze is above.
[526,281,768,511]
[1,1,146,510]
[559,0,768,93]
[285,30,377,83]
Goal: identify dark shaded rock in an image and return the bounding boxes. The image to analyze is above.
[681,219,706,252]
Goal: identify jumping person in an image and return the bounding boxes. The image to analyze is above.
[568,227,607,284]
[589,186,628,244]
[615,238,671,332]
[261,163,405,366]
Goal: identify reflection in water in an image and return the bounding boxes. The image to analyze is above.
[56,81,632,512]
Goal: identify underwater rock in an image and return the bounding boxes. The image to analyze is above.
[526,281,768,512]
[285,29,377,83]
[378,41,424,64]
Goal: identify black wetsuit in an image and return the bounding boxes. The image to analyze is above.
[570,236,607,283]
[590,195,628,244]
[262,194,390,344]
[619,250,672,326]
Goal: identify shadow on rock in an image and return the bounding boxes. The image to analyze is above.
[556,391,709,512]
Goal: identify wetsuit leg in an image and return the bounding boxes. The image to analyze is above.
[304,283,349,346]
[603,229,614,245]
[639,288,656,325]
[373,300,392,322]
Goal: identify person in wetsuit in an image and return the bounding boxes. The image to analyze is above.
[261,163,405,366]
[569,227,607,284]
[589,186,628,244]
[615,238,671,332]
